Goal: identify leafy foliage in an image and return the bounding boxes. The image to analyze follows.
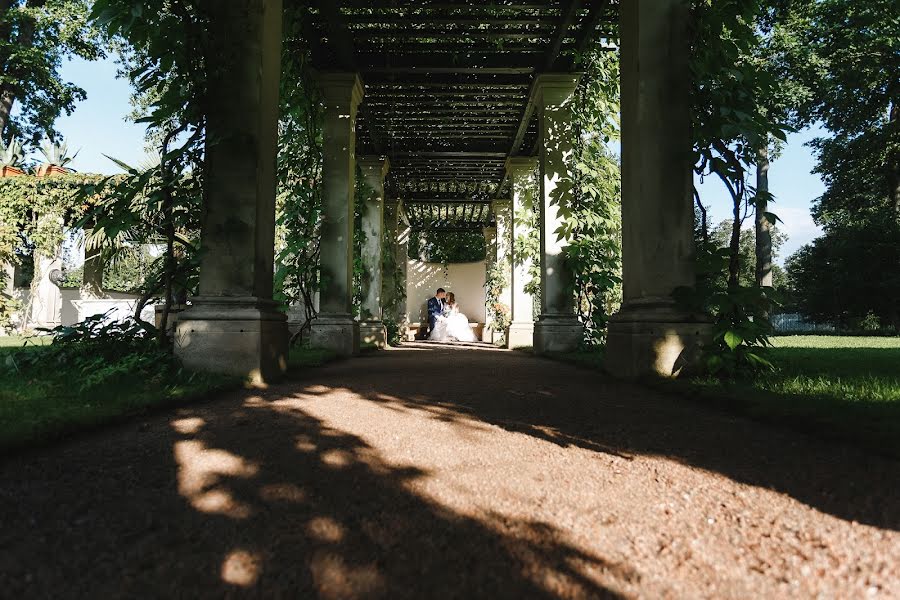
[565,48,622,345]
[273,19,323,339]
[787,219,900,329]
[4,311,169,394]
[483,261,510,340]
[0,0,105,145]
[407,229,486,264]
[689,0,796,374]
[0,173,103,328]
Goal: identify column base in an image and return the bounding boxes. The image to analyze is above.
[533,315,582,354]
[506,321,535,349]
[175,296,288,385]
[605,302,712,378]
[310,314,360,357]
[359,319,387,348]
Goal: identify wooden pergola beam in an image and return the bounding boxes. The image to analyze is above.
[543,0,583,71]
[315,0,357,70]
[574,0,614,55]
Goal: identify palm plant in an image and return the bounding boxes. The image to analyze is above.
[38,138,79,168]
[0,139,25,168]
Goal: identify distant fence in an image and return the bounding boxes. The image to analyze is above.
[771,313,836,333]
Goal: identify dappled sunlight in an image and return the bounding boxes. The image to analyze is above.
[307,516,346,543]
[220,548,262,587]
[309,550,386,600]
[174,439,259,519]
[171,416,205,435]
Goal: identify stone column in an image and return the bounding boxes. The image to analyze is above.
[30,252,63,329]
[383,199,410,340]
[533,73,583,354]
[309,73,365,356]
[492,199,512,308]
[174,0,287,384]
[605,0,710,378]
[505,157,538,348]
[357,155,390,348]
[482,225,497,342]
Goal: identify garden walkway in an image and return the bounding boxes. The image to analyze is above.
[2,343,898,599]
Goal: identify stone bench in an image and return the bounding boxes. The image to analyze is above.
[405,322,485,342]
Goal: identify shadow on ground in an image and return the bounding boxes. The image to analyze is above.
[319,343,900,533]
[0,368,627,598]
[1,342,897,597]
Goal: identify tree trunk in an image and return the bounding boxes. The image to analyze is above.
[890,100,899,217]
[755,144,773,287]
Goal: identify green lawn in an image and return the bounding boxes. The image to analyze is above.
[0,338,343,454]
[531,336,900,459]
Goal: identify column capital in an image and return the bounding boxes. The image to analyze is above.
[357,155,391,180]
[534,72,582,106]
[505,156,538,177]
[318,72,365,108]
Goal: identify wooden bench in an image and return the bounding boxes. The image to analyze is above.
[406,322,485,342]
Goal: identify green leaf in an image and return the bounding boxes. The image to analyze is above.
[724,330,743,350]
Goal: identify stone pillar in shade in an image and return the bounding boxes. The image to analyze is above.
[357,155,390,348]
[482,224,497,342]
[174,0,287,384]
[505,157,538,348]
[490,199,513,344]
[383,198,410,340]
[309,73,364,357]
[81,234,105,299]
[605,0,711,378]
[532,73,583,354]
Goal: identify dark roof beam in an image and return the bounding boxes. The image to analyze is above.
[542,0,583,71]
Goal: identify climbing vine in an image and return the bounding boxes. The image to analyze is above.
[566,48,623,345]
[484,262,511,340]
[0,174,104,328]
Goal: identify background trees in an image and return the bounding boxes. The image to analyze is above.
[783,0,900,329]
[0,0,103,145]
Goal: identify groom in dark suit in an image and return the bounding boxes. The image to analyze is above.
[427,288,447,336]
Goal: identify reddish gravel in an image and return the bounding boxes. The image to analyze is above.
[2,342,898,599]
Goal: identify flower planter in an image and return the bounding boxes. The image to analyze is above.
[0,165,25,177]
[35,164,69,177]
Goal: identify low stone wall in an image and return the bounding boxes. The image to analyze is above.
[1,286,153,334]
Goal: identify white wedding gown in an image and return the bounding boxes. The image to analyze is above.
[429,306,477,342]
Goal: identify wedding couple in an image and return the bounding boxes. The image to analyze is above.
[427,288,477,343]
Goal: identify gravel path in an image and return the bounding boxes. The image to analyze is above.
[2,343,898,599]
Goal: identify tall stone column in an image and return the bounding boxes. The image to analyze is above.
[310,73,364,356]
[492,199,512,309]
[533,74,582,354]
[606,0,710,378]
[506,157,538,348]
[383,198,410,340]
[482,224,497,342]
[175,0,287,384]
[357,155,389,348]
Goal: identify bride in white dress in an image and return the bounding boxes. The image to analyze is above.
[429,292,477,342]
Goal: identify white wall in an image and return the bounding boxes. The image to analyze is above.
[406,259,486,324]
[1,287,154,334]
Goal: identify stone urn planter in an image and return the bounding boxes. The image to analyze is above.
[35,164,69,177]
[0,165,25,177]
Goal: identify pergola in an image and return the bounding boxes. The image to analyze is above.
[175,0,708,382]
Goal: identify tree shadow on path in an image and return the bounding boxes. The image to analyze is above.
[0,382,630,598]
[325,343,900,532]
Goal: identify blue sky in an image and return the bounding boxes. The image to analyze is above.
[50,56,824,264]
